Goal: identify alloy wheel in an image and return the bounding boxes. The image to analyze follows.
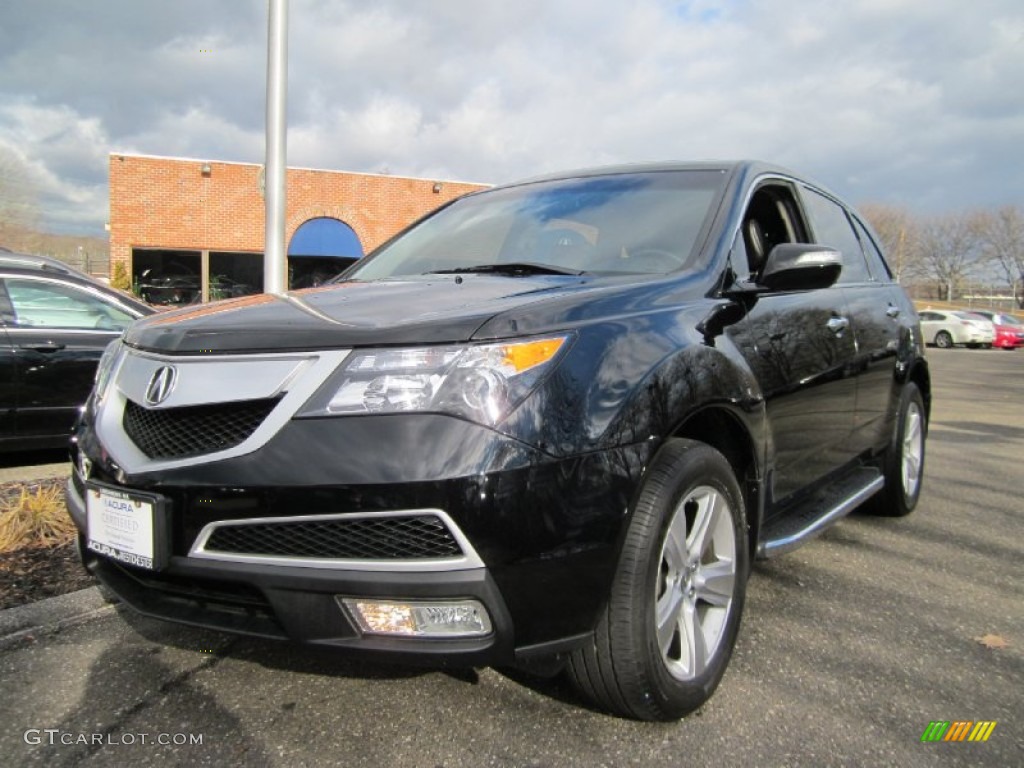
[654,485,737,681]
[902,401,924,499]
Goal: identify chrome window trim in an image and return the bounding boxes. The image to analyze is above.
[4,326,123,336]
[189,509,486,572]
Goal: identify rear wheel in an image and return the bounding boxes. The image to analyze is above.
[566,439,748,721]
[934,331,953,349]
[867,382,926,517]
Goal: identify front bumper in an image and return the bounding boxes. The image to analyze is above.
[68,477,514,665]
[68,413,649,667]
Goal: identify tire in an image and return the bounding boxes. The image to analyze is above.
[867,382,926,517]
[934,331,953,349]
[566,439,748,721]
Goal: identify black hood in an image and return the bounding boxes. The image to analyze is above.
[124,275,593,354]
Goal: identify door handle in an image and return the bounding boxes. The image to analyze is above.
[826,317,849,335]
[886,306,901,319]
[18,342,66,353]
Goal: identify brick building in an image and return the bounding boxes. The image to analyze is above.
[109,153,487,303]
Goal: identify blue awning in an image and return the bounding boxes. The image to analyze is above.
[288,217,363,258]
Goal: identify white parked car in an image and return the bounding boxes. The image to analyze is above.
[918,309,995,348]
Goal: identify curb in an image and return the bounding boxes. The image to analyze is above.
[0,586,118,651]
[0,461,69,484]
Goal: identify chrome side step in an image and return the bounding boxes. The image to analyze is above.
[757,469,884,558]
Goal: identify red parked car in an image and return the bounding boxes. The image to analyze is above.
[970,310,1024,349]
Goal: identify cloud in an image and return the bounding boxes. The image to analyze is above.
[0,101,110,229]
[0,0,1021,234]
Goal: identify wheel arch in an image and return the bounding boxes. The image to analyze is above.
[908,359,932,424]
[672,405,762,559]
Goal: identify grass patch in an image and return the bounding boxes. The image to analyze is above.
[0,481,74,553]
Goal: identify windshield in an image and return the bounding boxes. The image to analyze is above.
[347,170,725,280]
[997,314,1022,326]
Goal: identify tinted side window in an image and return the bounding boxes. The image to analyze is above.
[801,188,870,283]
[851,216,894,281]
[4,278,135,331]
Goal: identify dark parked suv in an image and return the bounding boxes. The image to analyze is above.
[66,161,929,720]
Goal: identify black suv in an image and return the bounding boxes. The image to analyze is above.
[66,161,929,720]
[0,251,152,451]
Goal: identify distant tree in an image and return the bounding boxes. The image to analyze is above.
[913,212,985,302]
[859,204,919,284]
[0,147,41,250]
[976,207,1024,308]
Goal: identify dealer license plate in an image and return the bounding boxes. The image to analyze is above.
[86,483,167,570]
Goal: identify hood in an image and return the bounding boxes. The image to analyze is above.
[124,275,591,354]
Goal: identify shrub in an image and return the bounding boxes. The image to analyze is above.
[0,482,74,553]
[110,260,132,293]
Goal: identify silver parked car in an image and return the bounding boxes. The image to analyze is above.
[918,309,995,349]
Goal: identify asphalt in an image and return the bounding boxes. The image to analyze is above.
[1,351,1021,767]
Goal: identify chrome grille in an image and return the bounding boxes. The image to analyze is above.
[123,397,279,459]
[200,514,463,560]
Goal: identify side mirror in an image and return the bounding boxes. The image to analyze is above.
[759,244,842,291]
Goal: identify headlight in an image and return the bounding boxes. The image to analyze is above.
[299,335,569,427]
[91,339,124,411]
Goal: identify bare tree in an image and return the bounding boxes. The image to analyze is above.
[913,212,985,302]
[976,207,1024,308]
[859,203,919,284]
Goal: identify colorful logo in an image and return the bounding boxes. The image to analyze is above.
[921,721,997,743]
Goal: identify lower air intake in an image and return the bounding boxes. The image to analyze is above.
[200,514,464,560]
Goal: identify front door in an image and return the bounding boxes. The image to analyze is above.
[733,288,858,505]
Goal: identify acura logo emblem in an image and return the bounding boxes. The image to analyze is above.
[145,366,178,406]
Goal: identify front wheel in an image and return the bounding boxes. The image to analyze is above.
[867,382,927,517]
[566,439,748,721]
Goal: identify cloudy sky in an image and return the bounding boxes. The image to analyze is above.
[1,0,1022,235]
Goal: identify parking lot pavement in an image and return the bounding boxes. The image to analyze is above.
[1,349,1021,767]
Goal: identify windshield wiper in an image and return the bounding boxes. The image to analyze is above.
[427,262,586,277]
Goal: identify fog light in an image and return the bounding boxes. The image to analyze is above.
[340,597,492,638]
